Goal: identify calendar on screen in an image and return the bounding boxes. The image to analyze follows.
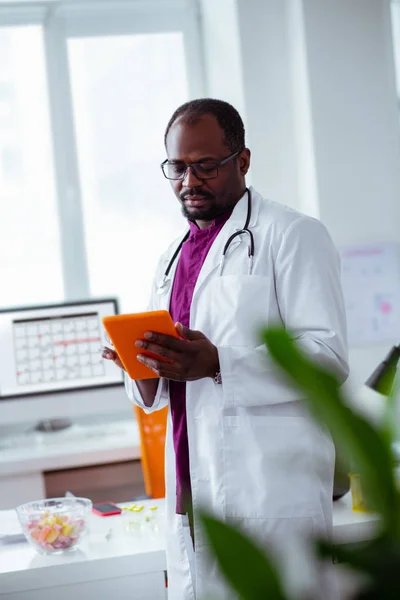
[0,299,123,398]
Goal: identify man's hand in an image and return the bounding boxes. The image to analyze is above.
[102,347,125,371]
[102,345,159,407]
[135,323,219,382]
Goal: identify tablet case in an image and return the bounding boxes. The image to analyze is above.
[102,310,178,380]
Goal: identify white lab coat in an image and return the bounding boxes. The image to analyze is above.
[125,187,349,600]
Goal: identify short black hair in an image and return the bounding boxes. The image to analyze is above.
[164,98,245,153]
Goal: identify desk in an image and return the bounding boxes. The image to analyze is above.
[0,418,141,509]
[0,499,167,600]
[0,494,379,600]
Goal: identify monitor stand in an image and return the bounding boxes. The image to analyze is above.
[35,418,73,432]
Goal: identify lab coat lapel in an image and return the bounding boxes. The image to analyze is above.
[157,235,186,312]
[192,187,259,299]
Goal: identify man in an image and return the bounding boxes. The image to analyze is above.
[103,98,349,599]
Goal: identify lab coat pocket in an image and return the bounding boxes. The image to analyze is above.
[223,415,321,519]
[202,275,274,347]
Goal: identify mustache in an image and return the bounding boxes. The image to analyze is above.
[180,188,214,202]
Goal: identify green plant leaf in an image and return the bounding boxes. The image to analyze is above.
[263,328,400,537]
[199,511,288,600]
[317,537,400,599]
[381,379,399,449]
[317,536,400,573]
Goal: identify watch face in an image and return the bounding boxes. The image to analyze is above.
[214,371,222,385]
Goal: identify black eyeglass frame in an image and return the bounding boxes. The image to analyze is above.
[160,148,243,181]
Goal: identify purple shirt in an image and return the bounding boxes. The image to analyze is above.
[169,212,231,514]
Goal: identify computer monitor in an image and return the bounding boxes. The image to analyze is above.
[0,298,132,428]
[0,299,127,429]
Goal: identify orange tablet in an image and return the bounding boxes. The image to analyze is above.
[102,310,179,380]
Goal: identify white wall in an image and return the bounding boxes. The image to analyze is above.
[199,0,300,207]
[235,0,300,209]
[298,0,400,388]
[200,0,400,389]
[392,2,400,94]
[300,0,400,244]
[200,0,246,117]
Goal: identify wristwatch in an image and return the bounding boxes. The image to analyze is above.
[213,370,222,385]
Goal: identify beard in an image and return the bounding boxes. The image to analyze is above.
[180,188,239,222]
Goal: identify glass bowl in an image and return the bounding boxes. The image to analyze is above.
[16,497,92,555]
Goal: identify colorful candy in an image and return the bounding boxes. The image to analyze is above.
[122,504,144,512]
[121,504,158,513]
[26,512,85,553]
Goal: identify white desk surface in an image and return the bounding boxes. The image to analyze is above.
[0,499,166,595]
[0,494,380,595]
[0,419,140,476]
[331,492,380,544]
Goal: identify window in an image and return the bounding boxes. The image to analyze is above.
[68,32,189,311]
[0,1,203,311]
[0,25,63,306]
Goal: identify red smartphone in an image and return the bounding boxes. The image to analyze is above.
[92,502,122,517]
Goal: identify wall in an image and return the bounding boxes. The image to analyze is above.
[200,0,300,208]
[298,0,400,388]
[199,0,400,389]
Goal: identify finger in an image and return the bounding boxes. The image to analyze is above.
[143,331,185,351]
[176,323,206,341]
[137,354,163,376]
[102,347,117,360]
[135,339,179,361]
[159,366,199,382]
[102,347,125,371]
[137,354,184,379]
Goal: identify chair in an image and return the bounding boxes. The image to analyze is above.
[134,405,167,498]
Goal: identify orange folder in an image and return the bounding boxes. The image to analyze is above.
[102,310,179,380]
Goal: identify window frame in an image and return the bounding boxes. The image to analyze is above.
[0,0,205,302]
[391,1,400,99]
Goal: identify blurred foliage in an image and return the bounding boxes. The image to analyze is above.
[200,328,400,600]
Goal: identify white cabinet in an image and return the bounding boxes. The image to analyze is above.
[0,500,168,600]
[44,460,145,503]
[0,473,46,510]
[0,419,141,509]
[0,572,167,600]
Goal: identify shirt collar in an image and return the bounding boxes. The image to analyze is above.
[188,207,234,238]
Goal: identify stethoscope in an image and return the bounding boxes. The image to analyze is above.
[157,187,255,295]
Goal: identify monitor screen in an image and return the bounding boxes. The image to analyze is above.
[0,299,123,399]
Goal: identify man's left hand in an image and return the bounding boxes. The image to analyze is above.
[135,323,219,382]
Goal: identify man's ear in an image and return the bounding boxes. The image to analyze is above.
[239,148,251,175]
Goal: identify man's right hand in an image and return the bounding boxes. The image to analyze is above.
[102,346,158,407]
[102,347,125,371]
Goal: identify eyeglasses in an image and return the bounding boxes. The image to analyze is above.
[160,149,242,181]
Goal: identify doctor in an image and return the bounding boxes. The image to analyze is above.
[103,98,349,599]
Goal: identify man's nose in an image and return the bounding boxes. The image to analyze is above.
[183,165,203,187]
